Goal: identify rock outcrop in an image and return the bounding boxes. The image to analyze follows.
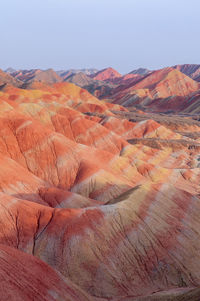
[0,76,200,300]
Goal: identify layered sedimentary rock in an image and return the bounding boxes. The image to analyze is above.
[110,68,200,108]
[90,67,122,82]
[0,69,22,88]
[1,185,200,300]
[63,72,116,98]
[0,244,93,301]
[10,69,62,84]
[173,64,200,82]
[57,68,98,80]
[8,65,200,114]
[0,77,200,300]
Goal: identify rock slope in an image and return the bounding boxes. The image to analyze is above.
[0,77,200,300]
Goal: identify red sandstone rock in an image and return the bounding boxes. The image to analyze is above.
[0,244,93,301]
[90,67,122,82]
[0,78,199,300]
[110,67,200,108]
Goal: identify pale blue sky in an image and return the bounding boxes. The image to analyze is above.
[1,0,200,73]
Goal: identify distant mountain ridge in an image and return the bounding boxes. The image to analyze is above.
[109,67,200,110]
[173,64,200,82]
[10,69,61,84]
[129,67,151,75]
[57,68,98,80]
[4,67,16,73]
[3,64,200,109]
[90,67,122,81]
[0,69,22,88]
[64,72,116,98]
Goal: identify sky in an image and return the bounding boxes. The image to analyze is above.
[1,0,200,73]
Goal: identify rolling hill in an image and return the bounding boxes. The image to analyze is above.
[1,65,200,300]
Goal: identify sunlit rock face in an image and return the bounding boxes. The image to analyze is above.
[0,69,200,300]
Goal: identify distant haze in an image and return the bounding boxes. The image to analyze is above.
[1,0,200,73]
